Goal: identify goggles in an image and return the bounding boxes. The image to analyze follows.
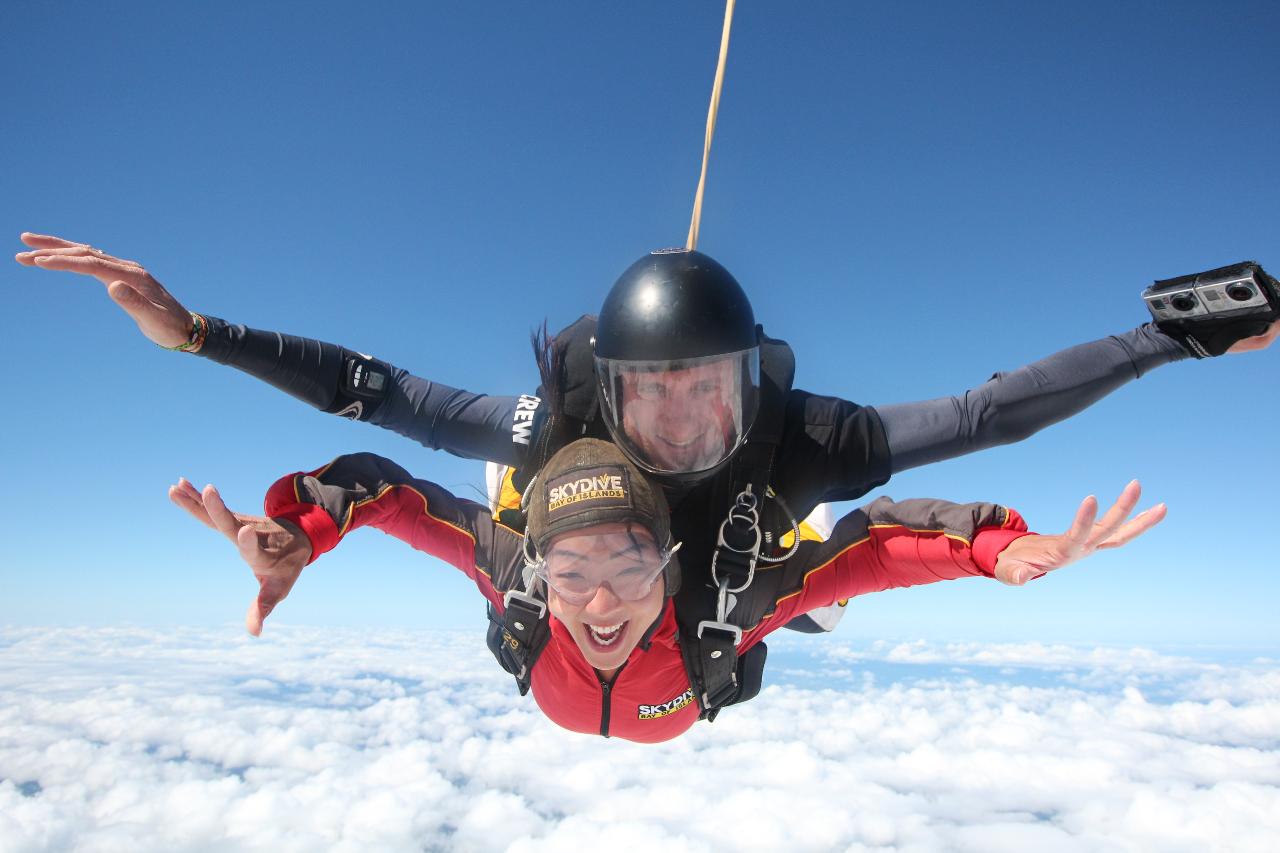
[526,539,682,607]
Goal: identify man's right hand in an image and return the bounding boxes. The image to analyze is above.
[169,477,313,636]
[16,232,196,349]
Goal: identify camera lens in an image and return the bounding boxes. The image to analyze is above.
[1226,283,1255,302]
[1170,294,1197,311]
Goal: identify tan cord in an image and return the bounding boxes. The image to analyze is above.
[686,0,737,252]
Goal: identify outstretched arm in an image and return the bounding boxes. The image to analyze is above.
[879,326,1170,473]
[262,452,526,605]
[877,317,1277,474]
[750,481,1164,640]
[16,232,536,466]
[168,453,526,635]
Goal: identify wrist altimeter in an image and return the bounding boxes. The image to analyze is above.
[1143,261,1279,357]
[324,353,392,420]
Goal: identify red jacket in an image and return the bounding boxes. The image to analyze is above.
[266,453,1030,744]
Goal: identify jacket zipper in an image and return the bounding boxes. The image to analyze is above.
[598,664,627,738]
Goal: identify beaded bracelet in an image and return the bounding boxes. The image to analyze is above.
[162,312,209,353]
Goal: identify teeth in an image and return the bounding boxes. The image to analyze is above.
[588,623,626,646]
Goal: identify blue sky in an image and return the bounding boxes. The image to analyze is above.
[2,1,1277,648]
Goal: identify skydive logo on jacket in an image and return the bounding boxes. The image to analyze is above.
[637,688,694,720]
[547,473,626,511]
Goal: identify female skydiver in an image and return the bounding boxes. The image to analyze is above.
[168,438,1165,743]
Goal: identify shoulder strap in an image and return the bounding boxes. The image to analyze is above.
[676,329,795,718]
[753,330,796,443]
[713,331,795,592]
[675,614,769,721]
[485,581,552,696]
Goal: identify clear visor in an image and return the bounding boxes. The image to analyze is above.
[531,539,681,607]
[594,348,760,476]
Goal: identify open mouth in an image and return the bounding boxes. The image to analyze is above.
[586,621,628,650]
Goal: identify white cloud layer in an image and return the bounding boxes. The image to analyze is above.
[1,626,1277,852]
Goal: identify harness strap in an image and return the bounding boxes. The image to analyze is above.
[677,615,768,722]
[695,621,742,710]
[485,589,551,696]
[682,333,795,717]
[487,559,766,717]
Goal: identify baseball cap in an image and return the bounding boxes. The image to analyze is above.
[525,438,672,558]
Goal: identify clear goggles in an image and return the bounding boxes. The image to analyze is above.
[526,538,681,607]
[593,347,760,476]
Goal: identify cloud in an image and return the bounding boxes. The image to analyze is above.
[1,626,1277,852]
[819,637,1218,673]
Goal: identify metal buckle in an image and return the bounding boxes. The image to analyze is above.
[696,619,742,647]
[721,487,761,551]
[503,589,547,621]
[715,514,762,555]
[710,546,757,595]
[710,485,763,593]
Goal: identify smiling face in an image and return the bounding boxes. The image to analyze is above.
[618,357,739,473]
[541,522,667,677]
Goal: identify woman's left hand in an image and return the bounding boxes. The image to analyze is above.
[994,480,1166,586]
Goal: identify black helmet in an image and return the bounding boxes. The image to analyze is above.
[593,249,761,482]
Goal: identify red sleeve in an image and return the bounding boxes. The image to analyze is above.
[265,476,341,562]
[262,453,525,610]
[748,501,1032,641]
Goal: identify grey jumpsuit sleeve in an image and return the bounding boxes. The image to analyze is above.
[876,324,1189,472]
[193,315,533,466]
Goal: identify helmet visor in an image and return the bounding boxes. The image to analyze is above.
[594,348,760,476]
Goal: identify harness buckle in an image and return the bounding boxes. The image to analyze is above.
[696,619,742,647]
[715,514,762,556]
[709,549,757,595]
[497,589,548,684]
[711,486,762,594]
[503,588,547,620]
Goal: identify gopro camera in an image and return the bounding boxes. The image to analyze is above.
[1143,262,1278,324]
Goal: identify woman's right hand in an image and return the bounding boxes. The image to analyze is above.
[16,232,196,349]
[169,478,313,636]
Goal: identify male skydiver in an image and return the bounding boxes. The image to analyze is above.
[16,232,1275,492]
[168,438,1165,742]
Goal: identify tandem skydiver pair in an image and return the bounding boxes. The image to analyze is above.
[15,234,1279,737]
